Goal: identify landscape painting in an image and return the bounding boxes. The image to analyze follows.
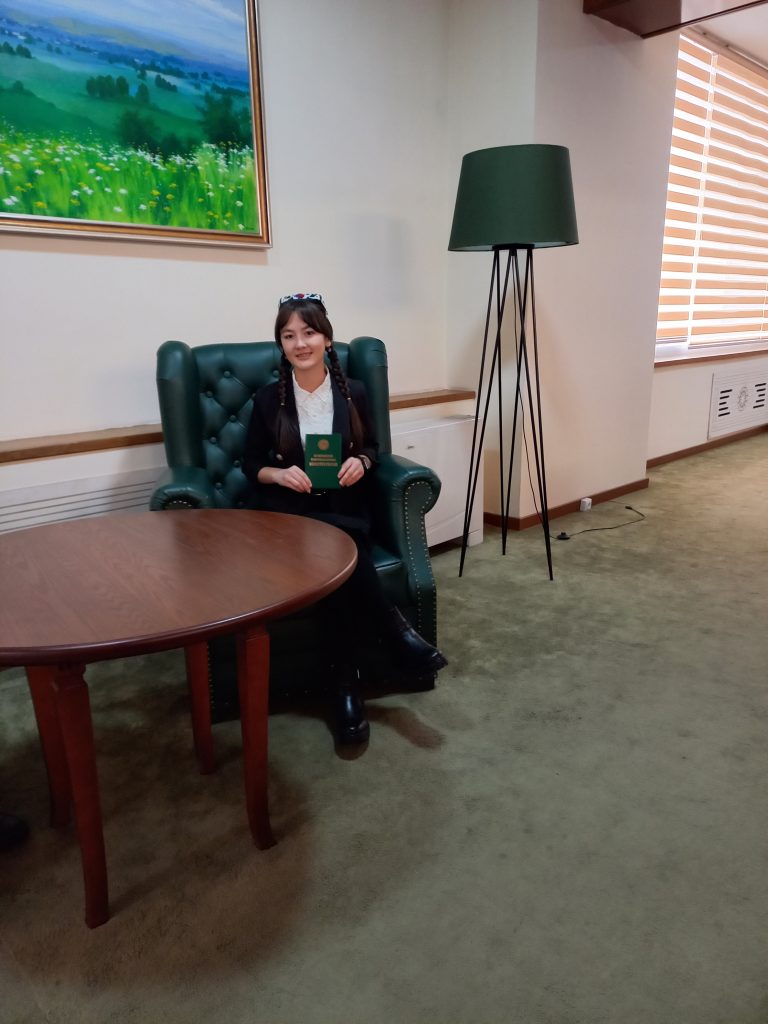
[0,0,270,245]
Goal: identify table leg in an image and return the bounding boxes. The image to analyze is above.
[185,642,215,774]
[25,666,71,828]
[236,626,275,850]
[52,664,109,929]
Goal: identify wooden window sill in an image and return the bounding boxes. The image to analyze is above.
[655,342,768,368]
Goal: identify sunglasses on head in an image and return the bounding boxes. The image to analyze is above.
[278,292,324,306]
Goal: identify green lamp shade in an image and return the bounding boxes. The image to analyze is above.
[448,144,578,251]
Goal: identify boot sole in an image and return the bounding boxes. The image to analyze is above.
[400,650,448,675]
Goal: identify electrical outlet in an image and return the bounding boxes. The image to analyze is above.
[580,497,592,512]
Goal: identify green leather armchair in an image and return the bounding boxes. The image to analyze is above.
[150,336,442,720]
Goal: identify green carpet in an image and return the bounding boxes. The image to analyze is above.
[1,433,767,1024]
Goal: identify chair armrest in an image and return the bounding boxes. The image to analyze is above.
[371,454,441,642]
[149,467,217,510]
[371,454,441,535]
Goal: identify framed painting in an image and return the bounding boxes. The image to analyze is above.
[0,0,270,247]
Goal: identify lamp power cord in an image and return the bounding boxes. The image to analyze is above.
[553,501,646,541]
[518,416,647,540]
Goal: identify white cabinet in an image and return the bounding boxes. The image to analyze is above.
[390,415,483,548]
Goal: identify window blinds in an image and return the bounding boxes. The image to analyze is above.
[657,33,768,347]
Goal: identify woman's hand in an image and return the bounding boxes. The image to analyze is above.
[338,457,365,487]
[276,466,312,492]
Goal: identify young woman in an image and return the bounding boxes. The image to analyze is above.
[243,293,447,745]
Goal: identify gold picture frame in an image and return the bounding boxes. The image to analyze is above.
[0,0,270,247]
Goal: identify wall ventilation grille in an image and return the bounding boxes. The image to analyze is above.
[708,370,768,439]
[0,469,159,535]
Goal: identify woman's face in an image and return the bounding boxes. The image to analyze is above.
[279,312,330,374]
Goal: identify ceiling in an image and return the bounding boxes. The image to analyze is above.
[708,4,768,62]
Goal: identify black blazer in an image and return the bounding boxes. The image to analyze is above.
[243,374,378,533]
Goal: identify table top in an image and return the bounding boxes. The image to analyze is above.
[0,510,357,666]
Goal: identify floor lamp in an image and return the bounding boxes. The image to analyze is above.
[448,144,578,578]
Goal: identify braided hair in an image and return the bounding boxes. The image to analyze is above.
[274,351,295,456]
[274,296,366,452]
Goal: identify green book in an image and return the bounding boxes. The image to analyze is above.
[305,433,342,489]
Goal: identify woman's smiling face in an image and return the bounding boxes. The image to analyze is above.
[279,312,330,375]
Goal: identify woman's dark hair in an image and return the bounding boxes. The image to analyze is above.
[273,296,366,453]
[274,296,334,345]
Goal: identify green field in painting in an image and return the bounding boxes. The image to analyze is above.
[0,131,259,232]
[0,81,96,134]
[0,50,207,143]
[0,37,258,233]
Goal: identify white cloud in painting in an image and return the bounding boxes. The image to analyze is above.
[9,0,250,65]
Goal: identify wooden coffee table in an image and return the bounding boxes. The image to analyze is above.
[0,510,357,928]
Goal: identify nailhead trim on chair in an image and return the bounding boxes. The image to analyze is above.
[403,479,438,641]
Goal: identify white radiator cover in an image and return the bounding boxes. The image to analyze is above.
[708,369,768,439]
[391,415,483,547]
[0,468,159,535]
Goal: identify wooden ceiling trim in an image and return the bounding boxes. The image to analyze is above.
[584,1,768,40]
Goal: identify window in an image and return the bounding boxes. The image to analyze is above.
[657,32,768,349]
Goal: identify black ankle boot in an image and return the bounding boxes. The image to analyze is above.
[384,607,448,675]
[331,669,370,746]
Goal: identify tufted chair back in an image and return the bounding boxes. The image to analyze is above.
[156,338,393,508]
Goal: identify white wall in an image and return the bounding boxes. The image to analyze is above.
[648,355,768,459]
[0,0,450,445]
[2,0,743,516]
[525,1,679,516]
[442,0,539,517]
[443,0,539,396]
[441,0,679,519]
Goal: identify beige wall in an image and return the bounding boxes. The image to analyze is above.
[442,0,678,518]
[528,0,678,516]
[443,0,539,398]
[3,0,739,511]
[1,0,450,444]
[648,355,768,459]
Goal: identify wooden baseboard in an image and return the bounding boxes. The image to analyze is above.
[484,477,650,532]
[484,425,768,532]
[646,424,768,468]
